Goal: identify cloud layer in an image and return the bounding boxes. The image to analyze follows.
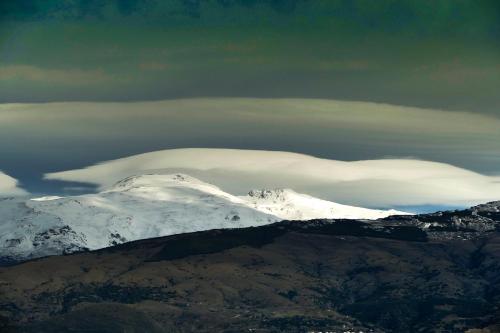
[1,98,500,173]
[45,148,500,209]
[0,171,26,196]
[2,1,500,116]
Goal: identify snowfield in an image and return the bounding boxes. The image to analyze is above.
[243,188,407,220]
[0,174,408,261]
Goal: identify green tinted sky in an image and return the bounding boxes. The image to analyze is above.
[1,0,500,115]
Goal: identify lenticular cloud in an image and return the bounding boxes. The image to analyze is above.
[45,148,500,208]
[0,171,27,196]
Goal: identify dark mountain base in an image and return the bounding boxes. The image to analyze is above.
[1,218,500,332]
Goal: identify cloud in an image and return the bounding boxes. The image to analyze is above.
[44,148,500,208]
[0,171,27,196]
[138,62,169,71]
[2,98,499,175]
[0,65,115,85]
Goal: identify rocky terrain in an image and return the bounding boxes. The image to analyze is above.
[0,202,499,332]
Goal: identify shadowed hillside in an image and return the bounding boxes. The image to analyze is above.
[1,204,500,332]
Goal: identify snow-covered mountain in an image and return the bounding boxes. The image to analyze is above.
[0,174,407,262]
[243,189,407,220]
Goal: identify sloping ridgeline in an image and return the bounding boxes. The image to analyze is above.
[0,204,500,332]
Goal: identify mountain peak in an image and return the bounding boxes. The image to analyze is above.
[108,173,205,191]
[0,172,410,262]
[244,187,409,220]
[247,189,296,201]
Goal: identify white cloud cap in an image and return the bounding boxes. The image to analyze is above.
[45,148,500,208]
[0,171,27,196]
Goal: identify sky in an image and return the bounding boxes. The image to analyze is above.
[1,0,500,113]
[0,1,499,211]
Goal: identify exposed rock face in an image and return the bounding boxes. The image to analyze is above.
[0,204,499,332]
[382,201,500,240]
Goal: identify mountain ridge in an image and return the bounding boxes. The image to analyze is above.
[0,201,499,332]
[0,173,406,263]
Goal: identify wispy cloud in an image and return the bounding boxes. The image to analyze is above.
[0,65,116,85]
[44,148,500,208]
[138,62,169,71]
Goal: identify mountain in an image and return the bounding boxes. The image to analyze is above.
[0,202,499,332]
[243,188,407,220]
[0,174,405,263]
[381,200,500,239]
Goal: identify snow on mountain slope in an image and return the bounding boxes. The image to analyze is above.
[0,174,407,262]
[243,189,409,220]
[0,174,278,261]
